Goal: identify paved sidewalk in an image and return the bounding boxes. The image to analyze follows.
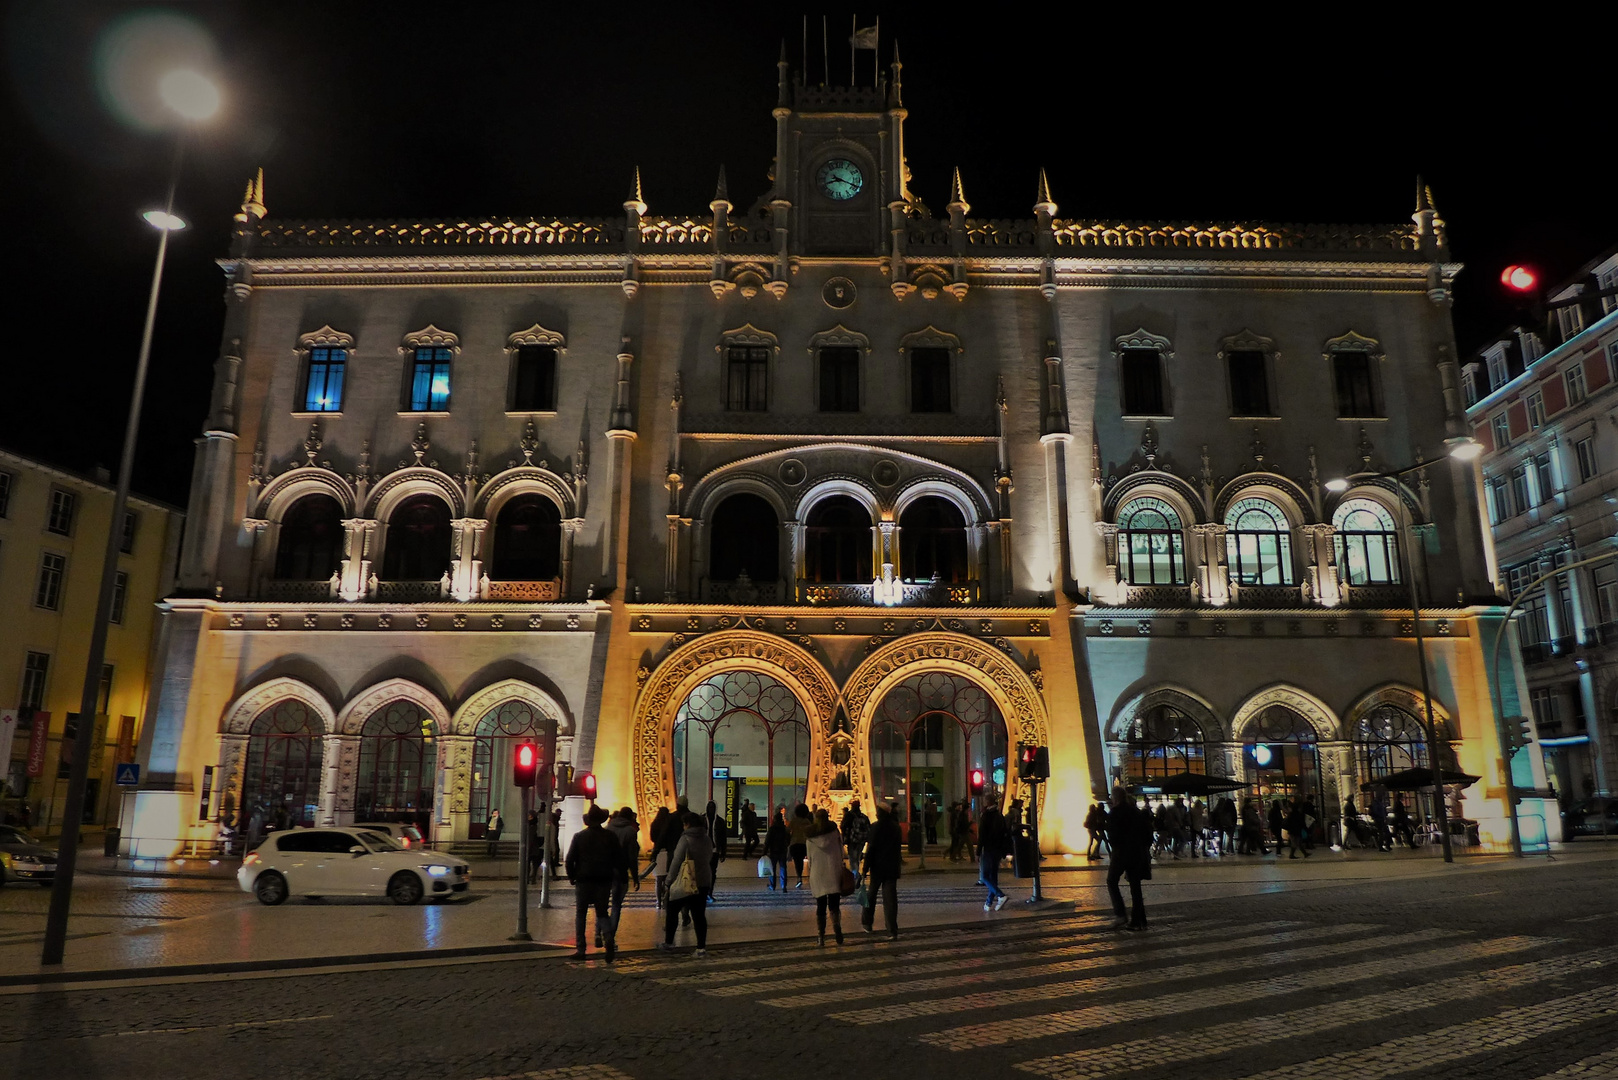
[3,844,1611,982]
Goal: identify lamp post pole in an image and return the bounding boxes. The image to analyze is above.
[41,140,186,966]
[1395,486,1454,864]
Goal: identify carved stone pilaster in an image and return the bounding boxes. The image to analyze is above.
[560,517,585,599]
[339,519,376,602]
[1194,523,1230,606]
[323,733,359,825]
[1094,522,1122,604]
[449,518,488,601]
[216,734,250,825]
[1303,524,1341,607]
[243,519,272,598]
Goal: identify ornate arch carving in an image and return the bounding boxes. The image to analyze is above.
[365,467,466,520]
[296,325,355,352]
[1113,327,1174,360]
[1214,473,1314,527]
[400,324,460,353]
[221,677,336,736]
[842,633,1050,808]
[335,678,451,737]
[807,324,871,355]
[716,323,779,352]
[1217,328,1277,363]
[892,477,986,526]
[1322,329,1384,361]
[1230,683,1341,742]
[797,476,883,520]
[1342,683,1454,739]
[505,323,565,350]
[256,468,357,521]
[473,466,577,520]
[450,678,572,737]
[898,325,963,354]
[1109,685,1222,742]
[630,631,839,819]
[1105,474,1205,524]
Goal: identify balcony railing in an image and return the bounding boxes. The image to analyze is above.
[1230,583,1305,609]
[260,579,336,602]
[701,575,784,604]
[1121,584,1194,608]
[375,580,447,603]
[795,579,980,606]
[1340,583,1408,608]
[482,578,562,601]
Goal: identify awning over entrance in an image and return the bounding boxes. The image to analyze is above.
[1360,767,1481,791]
[1133,773,1249,797]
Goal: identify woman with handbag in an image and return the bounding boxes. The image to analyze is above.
[806,808,849,946]
[658,811,714,957]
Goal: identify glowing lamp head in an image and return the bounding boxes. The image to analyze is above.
[1252,744,1274,767]
[1446,437,1483,462]
[1500,265,1537,292]
[1324,478,1350,494]
[143,210,186,231]
[159,68,221,121]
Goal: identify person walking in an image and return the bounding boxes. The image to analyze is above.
[1370,796,1394,851]
[647,806,673,907]
[565,804,627,961]
[702,800,727,901]
[1188,799,1208,858]
[1106,784,1152,931]
[841,799,871,873]
[788,803,813,889]
[1240,797,1268,855]
[605,806,641,941]
[1085,801,1105,860]
[953,800,973,861]
[861,801,902,939]
[484,807,503,858]
[741,801,760,859]
[659,810,714,957]
[764,806,790,891]
[978,803,1011,911]
[1286,798,1311,858]
[1268,799,1285,856]
[526,808,545,884]
[923,798,940,845]
[806,808,847,946]
[1392,795,1417,848]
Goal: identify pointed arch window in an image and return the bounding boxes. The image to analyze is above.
[709,493,779,583]
[274,494,344,581]
[1225,496,1294,585]
[804,495,871,583]
[1333,498,1400,585]
[899,497,968,583]
[490,494,561,581]
[1125,705,1206,783]
[1118,497,1186,585]
[382,495,453,581]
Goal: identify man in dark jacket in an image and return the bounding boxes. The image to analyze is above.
[565,804,627,961]
[860,801,903,939]
[1107,784,1152,931]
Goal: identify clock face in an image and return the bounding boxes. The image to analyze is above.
[816,158,864,201]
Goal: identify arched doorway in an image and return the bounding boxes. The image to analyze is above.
[354,700,437,830]
[242,700,324,828]
[899,497,968,583]
[468,700,556,838]
[672,671,810,828]
[709,493,780,585]
[1244,705,1324,831]
[274,494,343,581]
[382,495,453,581]
[1124,704,1207,784]
[490,494,561,582]
[1356,703,1454,823]
[869,672,1008,843]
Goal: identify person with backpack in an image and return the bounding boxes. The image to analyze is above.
[659,810,714,957]
[978,803,1011,911]
[841,799,870,874]
[564,804,627,961]
[605,806,642,941]
[861,801,902,939]
[1106,783,1153,931]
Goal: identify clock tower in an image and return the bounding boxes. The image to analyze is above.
[767,44,912,259]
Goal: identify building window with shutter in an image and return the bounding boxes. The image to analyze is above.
[0,471,11,517]
[20,652,49,713]
[726,346,769,411]
[110,571,129,625]
[47,489,75,535]
[1575,437,1598,483]
[511,345,558,412]
[35,552,65,610]
[1491,413,1511,450]
[1533,452,1556,503]
[1566,363,1588,406]
[909,347,951,413]
[1526,390,1545,430]
[1120,349,1167,416]
[818,347,860,412]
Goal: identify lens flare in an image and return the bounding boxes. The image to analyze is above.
[94,12,220,130]
[1500,265,1537,292]
[158,68,220,121]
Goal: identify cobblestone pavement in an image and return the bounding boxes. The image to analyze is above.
[2,855,1615,1080]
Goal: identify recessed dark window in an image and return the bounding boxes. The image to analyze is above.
[910,348,951,413]
[709,493,779,582]
[804,495,871,582]
[899,497,968,582]
[1228,350,1272,416]
[1333,352,1378,417]
[110,571,128,624]
[382,495,452,581]
[1121,349,1166,416]
[819,347,860,412]
[47,489,75,535]
[275,495,344,581]
[512,345,558,412]
[490,494,561,581]
[0,471,12,517]
[726,346,769,412]
[120,511,138,555]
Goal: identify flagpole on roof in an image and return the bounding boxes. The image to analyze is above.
[873,17,880,87]
[821,16,829,87]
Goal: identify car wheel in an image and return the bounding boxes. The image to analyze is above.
[387,871,424,905]
[254,871,289,905]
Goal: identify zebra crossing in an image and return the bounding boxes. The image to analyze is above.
[600,908,1617,1079]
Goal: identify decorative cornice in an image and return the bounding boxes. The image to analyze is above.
[505,323,565,350]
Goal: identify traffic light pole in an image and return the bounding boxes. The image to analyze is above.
[511,783,532,941]
[1026,778,1045,903]
[539,767,555,909]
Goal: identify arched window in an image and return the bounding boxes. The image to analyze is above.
[242,700,324,829]
[1333,498,1401,585]
[274,494,343,581]
[1225,496,1294,586]
[1124,704,1206,782]
[672,671,808,815]
[490,494,561,581]
[468,700,555,838]
[709,494,780,583]
[870,671,1007,838]
[382,495,453,581]
[804,495,871,583]
[1118,497,1186,585]
[1244,705,1323,819]
[899,497,968,583]
[354,700,437,827]
[1355,704,1430,781]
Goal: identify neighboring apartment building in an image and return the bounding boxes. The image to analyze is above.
[122,50,1548,857]
[0,449,184,831]
[1464,246,1618,804]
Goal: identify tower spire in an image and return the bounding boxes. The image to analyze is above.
[626,166,646,216]
[888,40,902,107]
[237,167,266,222]
[1034,168,1056,216]
[947,167,969,216]
[710,165,731,213]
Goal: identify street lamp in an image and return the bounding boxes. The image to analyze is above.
[41,70,218,967]
[1324,436,1481,865]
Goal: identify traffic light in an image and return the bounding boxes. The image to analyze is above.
[969,768,985,797]
[513,741,540,787]
[1017,744,1051,781]
[1503,716,1534,753]
[575,771,597,801]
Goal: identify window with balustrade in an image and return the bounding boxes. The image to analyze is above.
[1224,497,1294,586]
[1117,497,1186,585]
[1332,499,1400,586]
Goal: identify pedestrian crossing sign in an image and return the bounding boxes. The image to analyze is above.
[115,762,140,786]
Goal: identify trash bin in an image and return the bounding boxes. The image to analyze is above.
[103,827,121,857]
[1013,834,1038,878]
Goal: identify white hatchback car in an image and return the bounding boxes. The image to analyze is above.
[238,827,470,905]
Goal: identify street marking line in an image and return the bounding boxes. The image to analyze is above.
[477,1067,635,1080]
[711,919,1300,997]
[15,1014,339,1042]
[763,922,1381,1009]
[920,935,1541,1050]
[1013,945,1614,1080]
[1227,984,1618,1080]
[1527,1046,1618,1079]
[832,926,1442,1025]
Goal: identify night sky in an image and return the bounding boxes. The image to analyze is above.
[6,6,1613,506]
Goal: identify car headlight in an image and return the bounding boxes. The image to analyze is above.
[0,853,11,870]
[421,864,450,877]
[14,856,45,866]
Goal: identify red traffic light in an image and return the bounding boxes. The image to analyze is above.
[513,741,539,788]
[969,768,985,794]
[1500,265,1537,292]
[579,772,597,801]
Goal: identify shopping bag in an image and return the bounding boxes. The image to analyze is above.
[855,879,871,908]
[838,866,857,897]
[757,855,772,879]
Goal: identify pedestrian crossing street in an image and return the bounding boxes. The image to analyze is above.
[605,909,1618,1079]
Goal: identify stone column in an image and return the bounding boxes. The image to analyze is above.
[785,520,805,601]
[242,519,272,598]
[1094,523,1121,605]
[1304,524,1341,607]
[216,734,250,828]
[1196,523,1230,606]
[438,734,474,842]
[322,733,358,826]
[560,518,585,599]
[339,519,376,602]
[448,518,487,602]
